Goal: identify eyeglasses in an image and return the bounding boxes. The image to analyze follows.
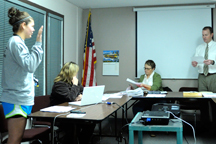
[144,67,152,70]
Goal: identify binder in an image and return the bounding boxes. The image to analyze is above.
[183,92,202,97]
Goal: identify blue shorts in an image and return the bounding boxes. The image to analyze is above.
[2,102,32,119]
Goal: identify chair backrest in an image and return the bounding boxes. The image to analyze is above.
[32,95,50,113]
[179,87,198,92]
[163,87,173,92]
[178,87,200,107]
[0,105,8,133]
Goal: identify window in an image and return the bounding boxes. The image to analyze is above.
[46,13,63,95]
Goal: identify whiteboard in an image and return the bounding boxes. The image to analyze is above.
[136,8,212,79]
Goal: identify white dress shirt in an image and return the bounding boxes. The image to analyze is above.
[195,40,216,73]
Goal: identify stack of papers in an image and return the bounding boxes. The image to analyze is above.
[126,88,143,97]
[102,93,123,101]
[147,91,167,94]
[146,94,166,97]
[202,93,216,98]
[161,91,168,94]
[67,113,86,118]
[40,106,75,113]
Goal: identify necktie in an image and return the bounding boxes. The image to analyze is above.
[203,44,209,76]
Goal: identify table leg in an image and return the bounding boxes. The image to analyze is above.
[115,111,117,136]
[129,129,134,144]
[138,131,143,144]
[73,124,78,144]
[51,123,54,144]
[176,131,183,144]
[122,104,124,126]
[126,103,128,118]
[99,123,102,136]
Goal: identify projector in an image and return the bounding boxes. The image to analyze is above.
[140,111,170,125]
[151,103,180,117]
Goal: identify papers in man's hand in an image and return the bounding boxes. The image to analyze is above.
[40,106,75,113]
[192,56,205,64]
[126,78,142,85]
[126,88,143,96]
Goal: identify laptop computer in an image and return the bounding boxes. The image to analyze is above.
[69,85,105,106]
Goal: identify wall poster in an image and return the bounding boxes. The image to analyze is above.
[103,50,119,75]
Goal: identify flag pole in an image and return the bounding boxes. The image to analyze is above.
[82,13,90,85]
[82,10,97,86]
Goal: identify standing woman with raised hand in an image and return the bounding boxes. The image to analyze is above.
[0,7,43,144]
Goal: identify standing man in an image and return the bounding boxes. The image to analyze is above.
[192,26,216,129]
[192,26,216,92]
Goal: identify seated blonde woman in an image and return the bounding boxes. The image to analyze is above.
[50,62,95,144]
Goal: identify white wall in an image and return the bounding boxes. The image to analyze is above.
[80,6,216,92]
[79,7,136,92]
[28,0,82,64]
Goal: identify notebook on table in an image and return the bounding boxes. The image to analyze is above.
[69,85,105,106]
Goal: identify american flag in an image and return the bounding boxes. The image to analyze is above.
[82,11,97,87]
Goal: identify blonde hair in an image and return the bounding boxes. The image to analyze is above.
[54,62,79,84]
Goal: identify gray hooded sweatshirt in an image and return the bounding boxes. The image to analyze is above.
[0,35,43,105]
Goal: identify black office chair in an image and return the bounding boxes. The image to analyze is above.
[178,87,199,130]
[32,95,52,128]
[162,86,174,103]
[163,87,173,92]
[179,87,198,92]
[0,104,50,144]
[32,95,64,143]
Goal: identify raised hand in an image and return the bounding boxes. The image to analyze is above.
[36,25,43,42]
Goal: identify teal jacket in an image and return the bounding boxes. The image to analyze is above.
[139,72,163,91]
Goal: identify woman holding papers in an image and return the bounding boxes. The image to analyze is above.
[50,62,95,144]
[132,60,164,115]
[135,60,163,91]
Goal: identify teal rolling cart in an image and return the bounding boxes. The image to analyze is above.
[129,112,183,144]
